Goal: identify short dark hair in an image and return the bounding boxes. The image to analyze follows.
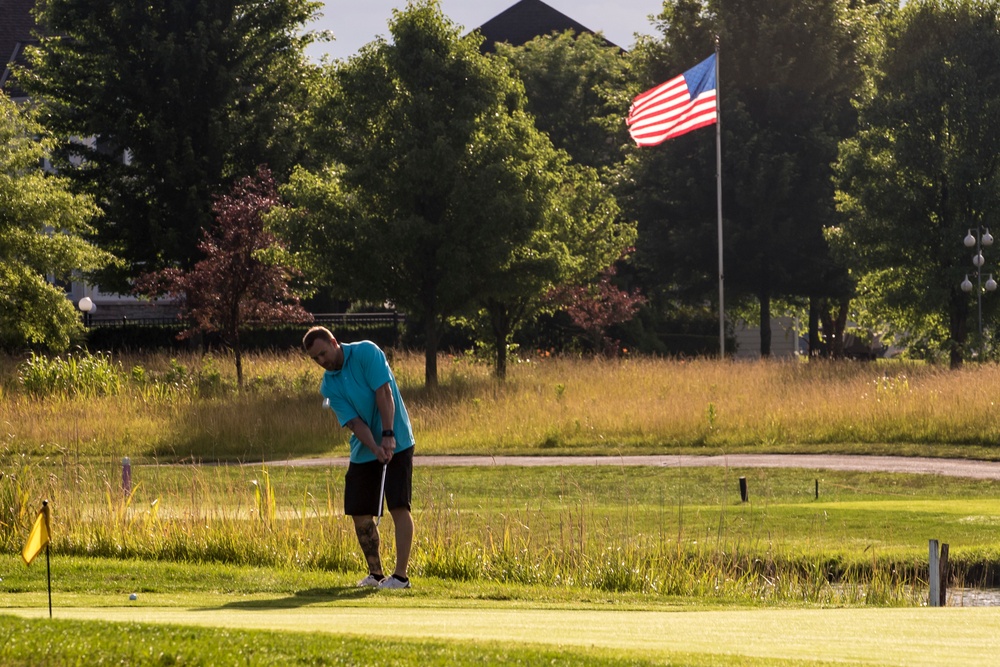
[302,326,334,351]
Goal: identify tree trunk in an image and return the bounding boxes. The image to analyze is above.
[424,316,439,388]
[833,298,849,358]
[490,305,511,381]
[234,330,243,389]
[759,291,772,359]
[494,332,508,380]
[950,288,969,369]
[808,297,821,358]
[758,256,772,358]
[820,300,848,359]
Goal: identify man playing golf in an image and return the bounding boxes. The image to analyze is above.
[303,326,415,589]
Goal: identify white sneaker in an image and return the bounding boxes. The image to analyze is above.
[378,575,411,589]
[357,574,385,588]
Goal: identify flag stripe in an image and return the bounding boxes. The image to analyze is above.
[626,54,717,146]
[628,94,717,134]
[629,95,717,144]
[630,75,687,114]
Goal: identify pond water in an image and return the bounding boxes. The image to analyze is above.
[946,588,1000,607]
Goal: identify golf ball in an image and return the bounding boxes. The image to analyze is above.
[129,593,138,600]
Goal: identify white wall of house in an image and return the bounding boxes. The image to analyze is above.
[733,316,801,359]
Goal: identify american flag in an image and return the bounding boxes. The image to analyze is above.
[626,54,717,147]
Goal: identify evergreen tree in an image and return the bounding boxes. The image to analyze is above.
[21,0,322,288]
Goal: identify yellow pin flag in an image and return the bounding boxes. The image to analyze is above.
[22,501,50,566]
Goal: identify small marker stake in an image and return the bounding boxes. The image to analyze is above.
[738,476,748,503]
[122,457,132,498]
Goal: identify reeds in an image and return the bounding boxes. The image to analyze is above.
[1,454,969,605]
[0,454,926,605]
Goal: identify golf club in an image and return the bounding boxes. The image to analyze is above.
[374,462,387,526]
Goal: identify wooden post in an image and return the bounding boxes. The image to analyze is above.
[738,476,748,503]
[939,543,949,607]
[929,539,940,607]
[814,479,819,500]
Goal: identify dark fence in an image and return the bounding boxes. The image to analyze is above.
[84,313,406,352]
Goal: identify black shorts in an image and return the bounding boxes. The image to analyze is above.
[344,447,413,517]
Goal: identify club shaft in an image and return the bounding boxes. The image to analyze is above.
[375,463,387,525]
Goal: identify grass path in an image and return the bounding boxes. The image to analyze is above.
[5,603,1000,666]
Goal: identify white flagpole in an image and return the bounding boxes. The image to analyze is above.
[715,38,725,359]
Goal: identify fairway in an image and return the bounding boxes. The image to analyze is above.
[5,603,1000,666]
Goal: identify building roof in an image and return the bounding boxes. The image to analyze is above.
[476,0,617,53]
[0,0,40,99]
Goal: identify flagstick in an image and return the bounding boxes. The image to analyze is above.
[42,499,52,618]
[715,37,725,359]
[46,542,52,618]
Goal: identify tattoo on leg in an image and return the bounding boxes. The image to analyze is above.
[354,518,382,576]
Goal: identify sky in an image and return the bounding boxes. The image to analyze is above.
[305,1,664,61]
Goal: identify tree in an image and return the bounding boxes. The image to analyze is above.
[280,1,634,385]
[20,0,322,288]
[547,258,647,356]
[0,94,113,351]
[471,161,635,378]
[137,168,310,387]
[833,0,1000,367]
[622,0,864,357]
[495,31,632,170]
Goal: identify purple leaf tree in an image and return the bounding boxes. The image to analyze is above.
[137,167,310,386]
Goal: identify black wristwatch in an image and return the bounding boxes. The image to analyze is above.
[381,429,395,438]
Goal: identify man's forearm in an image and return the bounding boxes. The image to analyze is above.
[347,419,381,457]
[376,383,395,433]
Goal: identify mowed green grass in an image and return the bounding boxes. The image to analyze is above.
[4,552,1000,666]
[0,614,674,667]
[3,603,1000,666]
[416,464,1000,542]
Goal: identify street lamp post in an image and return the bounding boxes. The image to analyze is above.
[78,296,94,327]
[961,227,997,359]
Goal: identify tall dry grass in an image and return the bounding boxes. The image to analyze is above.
[409,353,1000,455]
[2,350,1000,459]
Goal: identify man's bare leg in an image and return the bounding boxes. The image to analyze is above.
[389,507,414,579]
[353,515,383,577]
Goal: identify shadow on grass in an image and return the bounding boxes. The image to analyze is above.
[205,587,378,610]
[152,393,346,462]
[153,374,508,463]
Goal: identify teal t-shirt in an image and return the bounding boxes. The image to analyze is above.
[319,341,414,463]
